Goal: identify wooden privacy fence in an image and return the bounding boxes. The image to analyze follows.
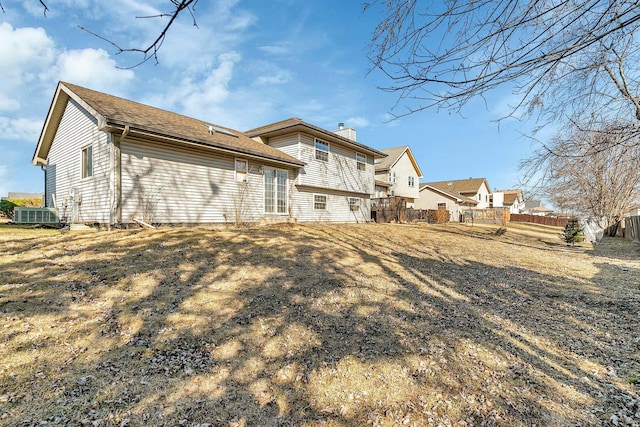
[464,208,510,225]
[510,214,568,228]
[624,216,640,242]
[371,197,449,223]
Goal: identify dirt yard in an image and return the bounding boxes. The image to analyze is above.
[0,222,638,426]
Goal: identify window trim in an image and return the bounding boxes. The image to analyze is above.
[81,145,93,179]
[235,158,248,182]
[263,167,288,214]
[348,197,360,212]
[356,152,367,171]
[315,138,329,162]
[313,194,327,210]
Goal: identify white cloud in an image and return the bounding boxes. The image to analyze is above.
[345,116,370,128]
[0,116,44,142]
[254,69,292,85]
[258,42,292,56]
[0,23,56,107]
[56,48,134,92]
[152,52,241,120]
[0,94,21,113]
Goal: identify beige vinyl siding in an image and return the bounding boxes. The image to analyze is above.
[290,187,371,222]
[415,188,464,222]
[267,133,374,195]
[44,99,111,223]
[390,152,420,204]
[120,139,265,224]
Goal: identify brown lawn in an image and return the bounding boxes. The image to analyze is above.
[0,222,638,426]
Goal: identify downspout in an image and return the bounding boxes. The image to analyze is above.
[112,125,129,227]
[40,165,47,208]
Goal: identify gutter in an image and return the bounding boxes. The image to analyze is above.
[102,122,306,168]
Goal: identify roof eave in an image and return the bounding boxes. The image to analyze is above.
[248,121,388,158]
[105,122,305,168]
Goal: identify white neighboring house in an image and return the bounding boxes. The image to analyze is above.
[491,189,525,213]
[31,82,386,225]
[414,183,478,222]
[373,146,424,207]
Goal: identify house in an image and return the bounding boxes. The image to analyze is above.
[420,178,491,209]
[414,183,478,222]
[373,146,423,207]
[245,119,386,222]
[32,82,386,226]
[491,189,525,213]
[523,200,555,216]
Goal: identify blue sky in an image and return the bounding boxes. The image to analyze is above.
[0,0,553,198]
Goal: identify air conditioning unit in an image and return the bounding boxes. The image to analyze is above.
[14,207,60,224]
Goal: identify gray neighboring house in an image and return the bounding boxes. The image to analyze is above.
[32,82,385,225]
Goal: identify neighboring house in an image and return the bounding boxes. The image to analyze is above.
[523,200,554,216]
[492,189,525,213]
[245,119,386,222]
[414,183,478,222]
[374,146,424,207]
[32,82,385,225]
[421,178,492,209]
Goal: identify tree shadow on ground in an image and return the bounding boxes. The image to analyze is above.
[1,223,638,426]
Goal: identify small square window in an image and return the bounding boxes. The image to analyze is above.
[315,139,329,162]
[356,152,366,171]
[314,194,327,210]
[348,197,360,212]
[81,145,93,178]
[235,159,248,182]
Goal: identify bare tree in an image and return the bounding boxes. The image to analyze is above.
[523,124,640,230]
[1,0,199,67]
[365,0,640,131]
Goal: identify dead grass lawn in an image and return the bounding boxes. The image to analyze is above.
[0,222,638,426]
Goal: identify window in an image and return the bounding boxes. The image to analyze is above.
[478,194,481,201]
[388,171,395,183]
[348,197,360,212]
[264,168,288,214]
[408,176,415,187]
[356,152,366,171]
[81,145,93,178]
[235,159,248,182]
[314,194,327,210]
[315,139,329,162]
[437,202,447,209]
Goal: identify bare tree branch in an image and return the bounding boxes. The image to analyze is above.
[3,1,198,68]
[521,123,640,229]
[366,0,640,131]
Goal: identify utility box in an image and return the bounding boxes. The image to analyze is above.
[14,207,60,224]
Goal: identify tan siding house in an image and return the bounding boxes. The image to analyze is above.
[32,82,384,225]
[374,146,423,207]
[414,183,478,222]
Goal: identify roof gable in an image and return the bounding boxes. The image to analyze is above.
[425,178,490,196]
[245,118,387,158]
[418,183,478,205]
[33,82,305,167]
[375,145,424,177]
